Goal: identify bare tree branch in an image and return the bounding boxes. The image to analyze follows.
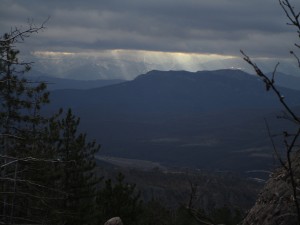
[0,17,49,45]
[264,118,287,169]
[241,50,300,124]
[290,50,300,68]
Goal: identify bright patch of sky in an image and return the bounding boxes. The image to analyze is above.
[29,50,241,79]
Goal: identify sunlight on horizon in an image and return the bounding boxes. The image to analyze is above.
[33,49,236,65]
[30,49,300,80]
[32,49,241,77]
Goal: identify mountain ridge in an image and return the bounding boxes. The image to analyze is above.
[46,69,300,173]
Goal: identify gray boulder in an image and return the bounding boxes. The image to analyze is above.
[104,217,123,225]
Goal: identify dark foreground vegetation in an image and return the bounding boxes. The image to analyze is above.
[0,25,100,224]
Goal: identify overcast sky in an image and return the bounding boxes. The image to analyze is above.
[1,0,300,79]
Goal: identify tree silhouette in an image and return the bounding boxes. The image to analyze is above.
[0,22,101,225]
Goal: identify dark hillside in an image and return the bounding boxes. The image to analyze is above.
[47,69,300,173]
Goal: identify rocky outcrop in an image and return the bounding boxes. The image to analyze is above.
[104,217,123,225]
[242,152,300,225]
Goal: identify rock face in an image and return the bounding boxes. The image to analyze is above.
[104,217,123,225]
[242,152,300,225]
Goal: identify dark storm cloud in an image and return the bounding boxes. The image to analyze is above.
[1,0,299,57]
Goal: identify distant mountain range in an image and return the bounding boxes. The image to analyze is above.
[30,56,151,80]
[27,68,300,91]
[266,71,300,91]
[26,70,125,90]
[45,69,300,175]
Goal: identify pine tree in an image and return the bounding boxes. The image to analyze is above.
[97,172,143,225]
[54,109,101,225]
[0,24,101,225]
[0,28,61,224]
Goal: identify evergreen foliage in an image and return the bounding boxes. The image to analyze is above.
[0,27,101,225]
[0,30,55,224]
[140,199,174,225]
[97,172,143,225]
[54,109,100,225]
